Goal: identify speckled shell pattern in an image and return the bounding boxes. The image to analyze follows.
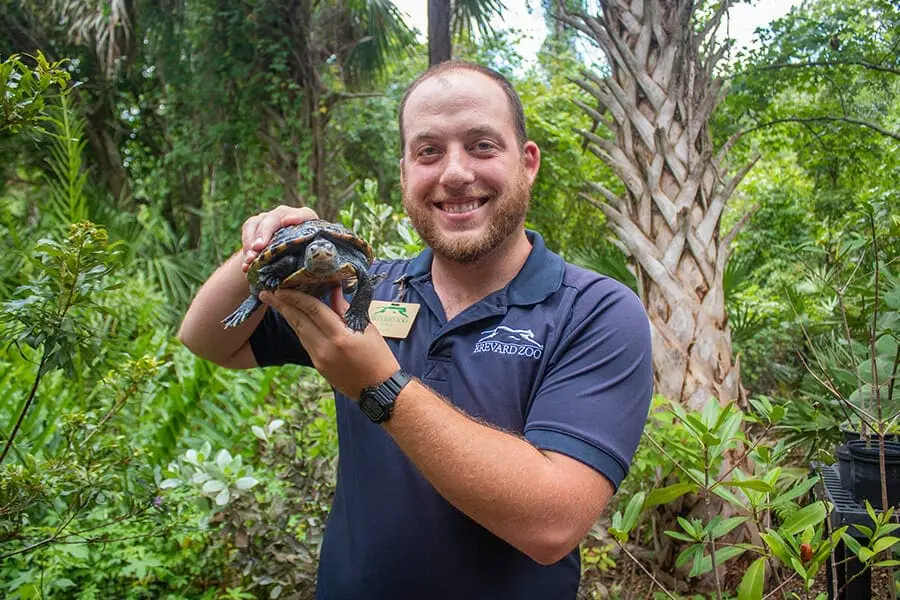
[254,219,374,266]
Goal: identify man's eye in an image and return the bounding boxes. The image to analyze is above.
[418,147,439,157]
[473,141,494,152]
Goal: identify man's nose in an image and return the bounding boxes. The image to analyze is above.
[439,147,475,188]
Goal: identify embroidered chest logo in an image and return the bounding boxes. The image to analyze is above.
[473,326,544,359]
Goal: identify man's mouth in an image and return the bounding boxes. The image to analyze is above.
[437,199,486,214]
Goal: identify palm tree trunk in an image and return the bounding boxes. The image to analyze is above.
[428,0,452,65]
[561,1,756,408]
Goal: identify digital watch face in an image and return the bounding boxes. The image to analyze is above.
[360,395,387,422]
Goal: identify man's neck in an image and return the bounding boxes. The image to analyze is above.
[431,230,532,321]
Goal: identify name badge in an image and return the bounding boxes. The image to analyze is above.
[369,300,420,339]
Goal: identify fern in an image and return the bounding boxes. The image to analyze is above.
[43,94,88,226]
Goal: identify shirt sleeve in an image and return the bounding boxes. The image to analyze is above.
[524,278,653,490]
[249,307,313,367]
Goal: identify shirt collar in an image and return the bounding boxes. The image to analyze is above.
[406,230,564,306]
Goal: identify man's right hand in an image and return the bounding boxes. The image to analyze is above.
[240,205,320,272]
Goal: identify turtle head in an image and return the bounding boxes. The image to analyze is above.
[304,239,340,273]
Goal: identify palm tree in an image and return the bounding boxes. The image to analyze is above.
[425,0,506,66]
[559,1,755,408]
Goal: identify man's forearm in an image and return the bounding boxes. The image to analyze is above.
[178,252,263,368]
[383,379,613,565]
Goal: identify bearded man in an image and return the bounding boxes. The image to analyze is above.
[179,61,653,600]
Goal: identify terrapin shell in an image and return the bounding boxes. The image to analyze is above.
[221,219,376,331]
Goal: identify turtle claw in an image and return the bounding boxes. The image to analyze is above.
[343,310,370,333]
[222,295,262,328]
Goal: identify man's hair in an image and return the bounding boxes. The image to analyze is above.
[398,60,528,154]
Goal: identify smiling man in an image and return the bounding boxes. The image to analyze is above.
[179,61,653,600]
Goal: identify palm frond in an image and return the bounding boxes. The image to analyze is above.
[49,0,135,76]
[568,242,639,294]
[452,0,506,39]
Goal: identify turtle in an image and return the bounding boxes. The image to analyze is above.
[222,219,376,332]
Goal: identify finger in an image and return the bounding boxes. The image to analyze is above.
[330,286,349,314]
[260,290,324,338]
[279,206,318,228]
[251,211,285,251]
[276,289,348,338]
[241,215,261,252]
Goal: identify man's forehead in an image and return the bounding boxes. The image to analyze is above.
[403,70,511,130]
[408,70,506,107]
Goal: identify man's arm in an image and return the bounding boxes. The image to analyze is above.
[385,381,614,565]
[178,205,319,369]
[178,251,263,369]
[260,288,621,565]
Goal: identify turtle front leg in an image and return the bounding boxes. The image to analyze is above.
[343,264,376,332]
[257,255,302,290]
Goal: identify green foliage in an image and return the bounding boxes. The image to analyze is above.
[610,396,847,598]
[785,203,900,441]
[0,222,122,382]
[339,179,423,259]
[716,0,899,405]
[0,52,70,136]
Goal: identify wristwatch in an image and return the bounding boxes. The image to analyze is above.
[358,370,412,423]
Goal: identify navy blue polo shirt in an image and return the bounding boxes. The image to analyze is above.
[250,231,653,600]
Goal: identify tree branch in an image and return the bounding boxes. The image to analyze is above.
[735,116,900,143]
[736,60,900,77]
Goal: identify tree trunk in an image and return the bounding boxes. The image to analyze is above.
[428,0,452,65]
[560,1,755,409]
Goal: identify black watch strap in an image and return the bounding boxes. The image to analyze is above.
[358,370,412,423]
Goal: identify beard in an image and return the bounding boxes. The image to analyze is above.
[402,170,532,264]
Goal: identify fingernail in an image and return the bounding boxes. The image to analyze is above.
[253,237,263,247]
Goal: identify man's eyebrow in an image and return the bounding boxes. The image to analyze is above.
[407,126,507,148]
[407,131,439,147]
[465,125,505,142]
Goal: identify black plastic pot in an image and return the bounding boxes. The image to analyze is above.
[841,426,898,444]
[847,439,900,510]
[835,444,852,490]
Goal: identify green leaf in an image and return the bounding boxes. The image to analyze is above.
[762,531,792,565]
[216,449,232,470]
[665,530,697,543]
[689,546,746,576]
[711,484,749,510]
[842,534,862,554]
[722,479,776,493]
[677,516,701,538]
[215,486,231,506]
[790,556,807,580]
[202,479,226,494]
[737,557,766,600]
[675,544,702,569]
[872,536,899,554]
[251,425,267,441]
[645,483,698,508]
[873,559,900,567]
[621,491,645,533]
[235,476,258,490]
[711,516,749,539]
[159,478,181,489]
[780,502,827,535]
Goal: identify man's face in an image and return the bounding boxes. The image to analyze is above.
[400,69,540,264]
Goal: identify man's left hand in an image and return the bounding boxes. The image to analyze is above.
[259,288,400,399]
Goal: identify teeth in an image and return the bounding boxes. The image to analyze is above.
[442,201,481,214]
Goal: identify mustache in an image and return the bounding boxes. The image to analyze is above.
[428,187,494,203]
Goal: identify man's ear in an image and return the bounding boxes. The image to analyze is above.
[522,141,541,186]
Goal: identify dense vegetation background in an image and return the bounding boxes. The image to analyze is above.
[1,0,898,598]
